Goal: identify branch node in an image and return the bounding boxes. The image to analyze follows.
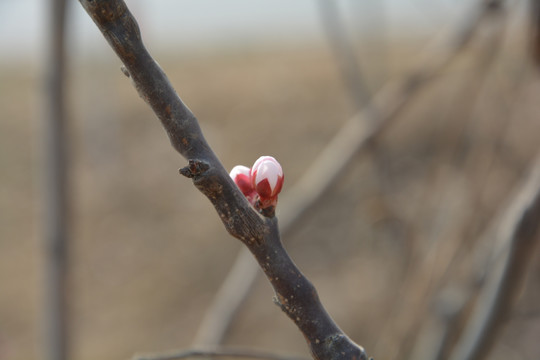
[179,159,210,179]
[257,201,276,218]
[272,295,283,308]
[121,65,130,78]
[318,334,369,360]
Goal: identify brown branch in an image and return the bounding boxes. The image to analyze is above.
[43,1,69,360]
[406,5,510,359]
[316,0,373,111]
[134,347,310,360]
[194,0,499,348]
[530,0,540,65]
[381,3,509,358]
[78,0,260,242]
[447,155,540,360]
[78,1,368,360]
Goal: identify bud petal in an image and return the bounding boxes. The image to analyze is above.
[251,156,284,200]
[229,165,253,196]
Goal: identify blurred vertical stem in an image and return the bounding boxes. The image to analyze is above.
[316,0,373,113]
[351,0,387,89]
[43,0,69,360]
[531,0,540,64]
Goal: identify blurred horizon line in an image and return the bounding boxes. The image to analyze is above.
[0,0,471,64]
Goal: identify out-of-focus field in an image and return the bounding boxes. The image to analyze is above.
[1,24,540,360]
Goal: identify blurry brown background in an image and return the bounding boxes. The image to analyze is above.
[1,1,540,360]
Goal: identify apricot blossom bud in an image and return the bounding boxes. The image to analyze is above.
[229,165,255,197]
[251,156,284,201]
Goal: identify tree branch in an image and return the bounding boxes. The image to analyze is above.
[316,0,373,111]
[43,1,69,360]
[78,1,368,359]
[194,0,499,348]
[448,155,540,360]
[134,347,310,360]
[530,0,540,65]
[79,0,260,242]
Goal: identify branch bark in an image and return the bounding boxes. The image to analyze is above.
[134,347,310,360]
[195,0,500,348]
[78,1,369,360]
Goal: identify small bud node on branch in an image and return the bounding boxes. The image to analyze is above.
[179,159,210,180]
[121,65,130,78]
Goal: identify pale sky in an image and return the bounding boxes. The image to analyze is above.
[0,0,468,62]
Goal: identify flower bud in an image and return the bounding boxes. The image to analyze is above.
[229,165,254,197]
[250,156,284,200]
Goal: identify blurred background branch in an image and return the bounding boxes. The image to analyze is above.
[194,0,504,350]
[134,347,310,360]
[316,0,373,112]
[43,1,70,360]
[530,0,540,65]
[1,0,540,359]
[448,155,540,360]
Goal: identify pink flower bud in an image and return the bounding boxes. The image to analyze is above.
[250,156,284,201]
[229,165,254,197]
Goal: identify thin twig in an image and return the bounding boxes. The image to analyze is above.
[448,154,540,360]
[194,0,498,347]
[530,0,540,65]
[43,1,69,360]
[78,2,368,360]
[134,347,310,360]
[351,0,388,88]
[316,0,373,112]
[380,3,509,358]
